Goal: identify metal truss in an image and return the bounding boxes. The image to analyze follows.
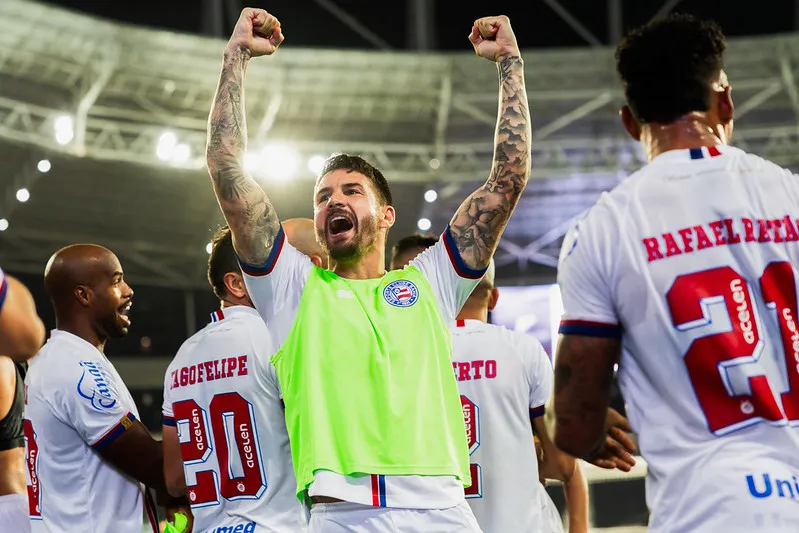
[1,0,799,184]
[4,0,799,286]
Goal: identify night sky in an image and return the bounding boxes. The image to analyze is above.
[42,0,798,51]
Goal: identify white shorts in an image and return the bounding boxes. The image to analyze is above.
[309,501,482,533]
[0,493,31,533]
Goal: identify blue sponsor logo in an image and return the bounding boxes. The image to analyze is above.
[211,522,256,533]
[383,279,419,308]
[747,473,799,500]
[77,361,117,411]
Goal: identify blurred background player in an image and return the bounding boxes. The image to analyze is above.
[0,267,45,533]
[206,7,530,531]
[0,267,46,362]
[392,238,591,533]
[162,219,325,532]
[24,245,190,533]
[554,13,799,533]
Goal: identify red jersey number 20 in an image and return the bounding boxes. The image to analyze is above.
[666,262,799,435]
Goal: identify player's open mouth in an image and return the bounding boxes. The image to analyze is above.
[118,302,132,326]
[328,214,355,237]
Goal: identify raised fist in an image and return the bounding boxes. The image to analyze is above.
[226,8,284,57]
[468,15,520,63]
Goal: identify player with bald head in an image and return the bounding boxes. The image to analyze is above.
[162,222,327,532]
[24,244,190,533]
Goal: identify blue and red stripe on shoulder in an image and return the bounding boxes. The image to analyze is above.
[0,273,7,312]
[162,414,176,427]
[237,225,286,277]
[442,226,489,280]
[92,412,136,450]
[530,405,546,420]
[558,320,622,339]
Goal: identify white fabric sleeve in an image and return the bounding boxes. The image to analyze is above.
[56,359,137,450]
[162,360,177,425]
[409,227,488,323]
[238,224,313,349]
[248,317,282,400]
[517,333,553,416]
[0,266,7,314]
[557,204,622,338]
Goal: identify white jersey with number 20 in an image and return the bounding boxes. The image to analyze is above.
[162,306,305,533]
[558,145,799,533]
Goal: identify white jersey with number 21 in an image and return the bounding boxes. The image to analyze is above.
[162,306,305,533]
[558,145,799,533]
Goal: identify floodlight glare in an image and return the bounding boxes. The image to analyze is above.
[417,218,432,231]
[307,155,327,175]
[54,115,74,145]
[157,131,178,161]
[424,190,437,203]
[16,188,30,203]
[261,142,301,181]
[37,159,51,173]
[0,219,8,232]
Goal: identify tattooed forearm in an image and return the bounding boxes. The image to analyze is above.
[206,48,280,265]
[449,56,531,270]
[553,336,620,458]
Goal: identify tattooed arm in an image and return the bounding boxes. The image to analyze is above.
[449,16,531,270]
[206,8,284,265]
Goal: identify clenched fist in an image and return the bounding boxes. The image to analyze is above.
[226,8,284,58]
[468,15,520,63]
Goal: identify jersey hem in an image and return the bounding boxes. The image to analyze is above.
[442,226,489,280]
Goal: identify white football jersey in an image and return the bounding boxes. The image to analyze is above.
[162,306,306,532]
[558,145,799,532]
[452,319,552,533]
[537,484,564,533]
[24,330,157,533]
[240,226,483,509]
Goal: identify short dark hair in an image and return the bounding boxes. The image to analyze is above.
[319,154,393,206]
[207,226,239,300]
[616,13,726,124]
[391,233,438,263]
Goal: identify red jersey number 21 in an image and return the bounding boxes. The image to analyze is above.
[666,262,799,435]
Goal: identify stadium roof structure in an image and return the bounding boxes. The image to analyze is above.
[2,0,799,288]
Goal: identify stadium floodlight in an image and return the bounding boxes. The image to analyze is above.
[37,159,51,173]
[173,143,191,164]
[417,217,432,231]
[261,142,301,181]
[424,189,437,203]
[244,151,262,173]
[206,242,213,255]
[307,155,327,175]
[0,219,7,231]
[429,158,441,170]
[156,131,177,161]
[16,188,30,203]
[54,115,74,145]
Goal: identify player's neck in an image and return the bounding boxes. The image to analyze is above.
[331,247,386,280]
[55,318,107,352]
[641,114,728,162]
[456,306,488,324]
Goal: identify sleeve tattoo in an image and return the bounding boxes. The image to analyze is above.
[206,48,280,266]
[448,56,531,270]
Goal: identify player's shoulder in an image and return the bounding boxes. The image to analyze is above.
[30,331,101,382]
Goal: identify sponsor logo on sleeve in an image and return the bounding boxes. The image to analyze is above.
[77,361,118,411]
